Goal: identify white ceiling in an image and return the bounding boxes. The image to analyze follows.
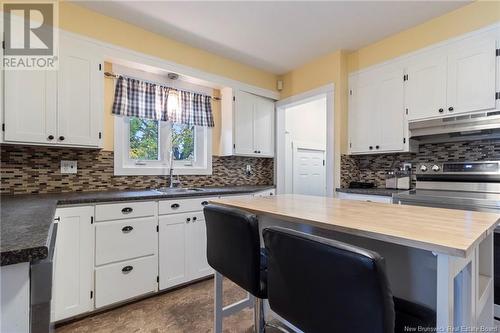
[74,1,470,74]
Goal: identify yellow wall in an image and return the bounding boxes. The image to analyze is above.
[279,1,500,186]
[59,2,277,92]
[348,1,500,73]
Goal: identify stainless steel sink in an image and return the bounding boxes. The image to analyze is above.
[154,187,205,193]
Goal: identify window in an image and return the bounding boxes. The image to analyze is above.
[115,116,212,176]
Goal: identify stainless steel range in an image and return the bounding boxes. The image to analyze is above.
[393,161,500,321]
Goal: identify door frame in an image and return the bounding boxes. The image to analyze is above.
[292,141,326,195]
[275,83,335,197]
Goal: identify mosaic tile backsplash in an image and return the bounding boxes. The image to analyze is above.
[341,139,500,188]
[0,145,274,195]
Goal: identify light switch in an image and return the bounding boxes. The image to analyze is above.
[61,160,77,174]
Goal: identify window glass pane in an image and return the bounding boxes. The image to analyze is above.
[129,117,159,160]
[171,123,195,162]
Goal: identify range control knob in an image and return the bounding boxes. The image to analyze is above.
[419,165,428,172]
[432,165,441,172]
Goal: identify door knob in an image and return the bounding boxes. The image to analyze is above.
[448,107,454,112]
[369,146,373,150]
[438,108,444,113]
[48,135,54,140]
[59,136,65,141]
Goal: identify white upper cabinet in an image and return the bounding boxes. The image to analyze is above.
[217,89,275,157]
[349,65,405,154]
[406,51,448,121]
[377,68,405,152]
[233,90,256,155]
[446,35,496,115]
[4,70,57,143]
[406,33,497,121]
[348,26,498,154]
[58,35,103,147]
[252,94,275,156]
[2,33,103,148]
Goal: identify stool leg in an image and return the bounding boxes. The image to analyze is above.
[214,272,223,333]
[254,297,265,333]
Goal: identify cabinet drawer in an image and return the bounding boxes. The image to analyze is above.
[158,197,217,215]
[95,256,157,308]
[95,201,156,221]
[95,217,157,266]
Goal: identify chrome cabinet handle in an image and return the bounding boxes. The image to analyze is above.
[121,207,133,214]
[122,226,133,233]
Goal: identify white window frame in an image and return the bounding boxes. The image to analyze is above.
[114,116,212,176]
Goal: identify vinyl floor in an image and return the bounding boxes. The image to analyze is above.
[55,278,276,333]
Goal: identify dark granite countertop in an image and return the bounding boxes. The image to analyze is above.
[1,185,274,266]
[336,187,406,197]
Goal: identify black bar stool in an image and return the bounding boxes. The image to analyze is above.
[204,204,268,333]
[262,226,436,333]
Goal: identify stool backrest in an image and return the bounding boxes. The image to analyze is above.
[204,204,263,297]
[263,227,395,333]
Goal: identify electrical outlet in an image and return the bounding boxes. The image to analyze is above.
[245,164,252,176]
[402,163,412,171]
[61,160,77,174]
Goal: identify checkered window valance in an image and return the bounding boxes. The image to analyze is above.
[112,76,214,127]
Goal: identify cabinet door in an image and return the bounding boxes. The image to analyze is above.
[406,52,447,121]
[233,90,255,155]
[4,70,57,144]
[377,68,405,152]
[349,74,379,153]
[446,36,496,115]
[187,212,213,280]
[159,214,189,290]
[57,35,103,147]
[253,96,275,157]
[53,206,94,321]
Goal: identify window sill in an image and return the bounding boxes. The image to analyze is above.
[114,165,212,176]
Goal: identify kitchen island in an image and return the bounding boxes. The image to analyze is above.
[211,194,500,331]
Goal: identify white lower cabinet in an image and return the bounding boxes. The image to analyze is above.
[93,202,158,309]
[95,256,158,308]
[52,191,275,321]
[159,210,213,290]
[52,206,94,322]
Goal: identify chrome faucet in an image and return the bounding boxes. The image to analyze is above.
[169,148,181,188]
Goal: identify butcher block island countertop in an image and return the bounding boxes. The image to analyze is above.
[211,194,500,258]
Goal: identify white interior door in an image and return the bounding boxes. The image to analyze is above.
[293,143,326,196]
